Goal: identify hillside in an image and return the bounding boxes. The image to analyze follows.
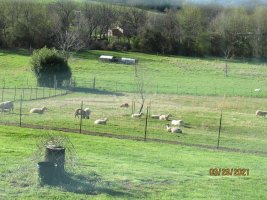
[1,49,267,97]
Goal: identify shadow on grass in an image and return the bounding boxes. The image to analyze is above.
[72,87,124,96]
[53,172,133,197]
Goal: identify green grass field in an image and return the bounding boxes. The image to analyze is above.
[0,92,266,153]
[0,126,266,200]
[0,49,267,199]
[1,49,267,97]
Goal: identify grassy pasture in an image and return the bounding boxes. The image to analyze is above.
[0,49,267,199]
[0,92,266,152]
[0,49,267,97]
[0,125,266,200]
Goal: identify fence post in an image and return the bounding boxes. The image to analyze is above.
[217,110,223,149]
[1,84,5,102]
[131,100,134,115]
[43,87,45,98]
[19,95,22,127]
[49,87,51,97]
[149,100,151,117]
[93,77,96,89]
[144,106,149,141]
[79,101,83,134]
[22,89,24,100]
[30,87,32,100]
[13,86,16,101]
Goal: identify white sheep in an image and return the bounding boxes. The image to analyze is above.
[254,88,261,92]
[131,113,143,118]
[159,114,172,121]
[84,108,91,119]
[30,107,47,114]
[94,118,108,125]
[74,108,91,119]
[166,124,182,133]
[0,101,14,112]
[74,108,84,118]
[151,114,160,119]
[171,120,185,127]
[256,110,267,117]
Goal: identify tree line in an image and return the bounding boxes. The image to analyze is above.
[0,0,266,58]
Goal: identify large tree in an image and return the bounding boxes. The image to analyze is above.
[31,47,72,88]
[210,8,252,58]
[178,6,208,56]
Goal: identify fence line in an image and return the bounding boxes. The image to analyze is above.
[72,77,266,98]
[0,87,68,102]
[0,77,266,98]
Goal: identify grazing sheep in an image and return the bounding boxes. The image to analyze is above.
[30,107,47,114]
[256,110,267,117]
[74,108,89,119]
[94,118,108,125]
[171,120,185,127]
[159,114,172,121]
[120,103,129,108]
[255,88,261,92]
[166,124,182,133]
[84,108,91,119]
[0,101,14,112]
[131,113,143,118]
[151,115,160,119]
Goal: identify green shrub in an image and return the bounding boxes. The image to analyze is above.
[31,47,72,87]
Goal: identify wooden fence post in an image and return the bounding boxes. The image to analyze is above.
[217,110,223,149]
[1,87,4,102]
[19,95,22,127]
[93,77,96,89]
[30,87,32,100]
[79,101,83,133]
[144,106,149,141]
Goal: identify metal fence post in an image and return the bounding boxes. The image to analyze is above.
[19,95,22,127]
[144,106,149,141]
[79,101,83,134]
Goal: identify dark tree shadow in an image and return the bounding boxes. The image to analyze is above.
[71,87,124,96]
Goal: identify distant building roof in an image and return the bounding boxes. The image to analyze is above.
[121,57,137,64]
[99,55,113,60]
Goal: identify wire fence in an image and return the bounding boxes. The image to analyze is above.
[0,87,68,102]
[72,77,267,98]
[0,96,266,155]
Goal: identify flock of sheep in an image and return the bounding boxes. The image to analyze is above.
[1,100,267,133]
[120,103,184,133]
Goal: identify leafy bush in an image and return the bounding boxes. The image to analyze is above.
[31,47,72,87]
